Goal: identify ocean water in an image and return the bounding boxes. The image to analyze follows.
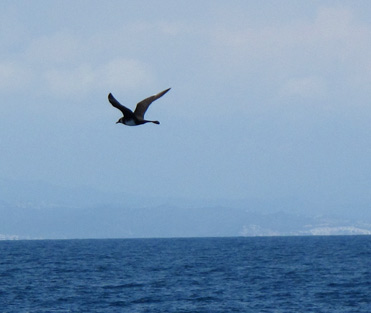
[0,236,370,312]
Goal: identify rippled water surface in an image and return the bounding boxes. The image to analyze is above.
[0,236,370,312]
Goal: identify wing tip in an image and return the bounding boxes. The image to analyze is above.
[158,87,171,97]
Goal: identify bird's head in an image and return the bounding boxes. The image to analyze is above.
[116,118,124,124]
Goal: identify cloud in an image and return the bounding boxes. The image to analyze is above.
[3,4,371,107]
[25,31,84,66]
[0,24,155,99]
[207,6,371,101]
[102,58,154,92]
[43,64,95,97]
[44,58,153,97]
[209,7,362,61]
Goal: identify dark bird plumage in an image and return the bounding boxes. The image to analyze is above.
[108,88,171,126]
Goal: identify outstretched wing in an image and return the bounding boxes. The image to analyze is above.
[134,88,171,119]
[108,93,134,116]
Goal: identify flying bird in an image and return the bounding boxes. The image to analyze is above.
[108,88,171,126]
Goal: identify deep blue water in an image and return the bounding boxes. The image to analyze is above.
[0,236,370,312]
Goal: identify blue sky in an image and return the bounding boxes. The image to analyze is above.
[1,1,371,213]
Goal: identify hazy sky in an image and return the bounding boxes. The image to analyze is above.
[1,1,371,209]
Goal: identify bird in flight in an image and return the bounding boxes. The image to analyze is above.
[108,88,171,126]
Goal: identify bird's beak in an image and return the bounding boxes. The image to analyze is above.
[116,121,119,124]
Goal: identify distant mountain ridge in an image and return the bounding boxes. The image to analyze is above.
[1,204,370,240]
[1,178,370,239]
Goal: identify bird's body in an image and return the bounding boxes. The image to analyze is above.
[108,88,171,126]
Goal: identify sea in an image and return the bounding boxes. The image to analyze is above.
[0,236,370,313]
